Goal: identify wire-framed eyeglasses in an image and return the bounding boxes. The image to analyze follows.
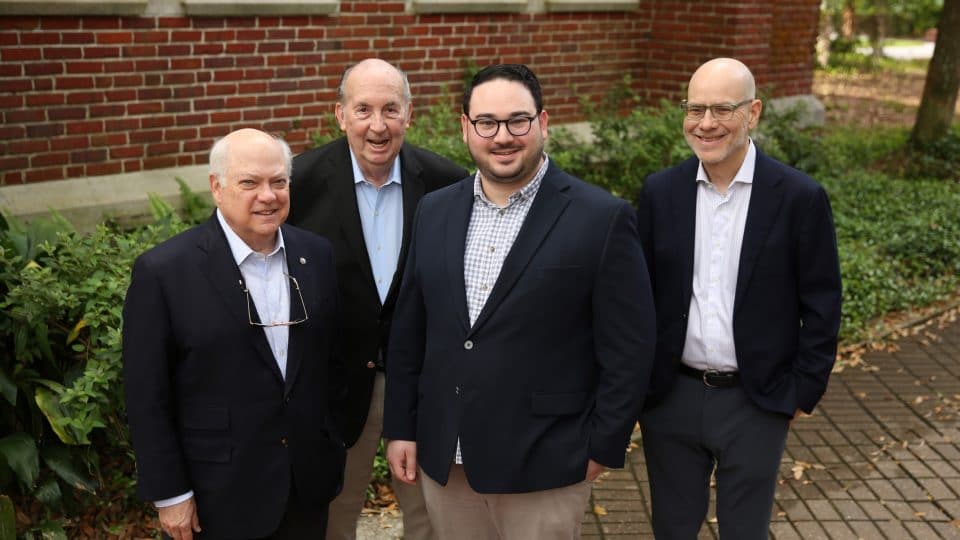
[680,99,753,121]
[244,273,308,327]
[467,115,537,138]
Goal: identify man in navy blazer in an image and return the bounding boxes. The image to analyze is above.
[636,58,842,539]
[288,58,467,540]
[383,64,656,539]
[123,128,346,539]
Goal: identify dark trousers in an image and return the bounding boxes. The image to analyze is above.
[640,373,789,540]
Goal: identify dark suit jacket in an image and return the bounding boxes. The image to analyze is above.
[636,150,842,417]
[287,138,468,446]
[382,162,657,493]
[122,215,346,539]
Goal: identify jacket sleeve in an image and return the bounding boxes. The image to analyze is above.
[588,200,657,467]
[122,254,191,502]
[792,185,843,413]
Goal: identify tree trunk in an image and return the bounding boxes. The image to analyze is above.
[911,0,960,147]
[841,0,856,38]
[817,9,834,66]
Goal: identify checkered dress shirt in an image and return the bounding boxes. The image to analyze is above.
[455,155,548,464]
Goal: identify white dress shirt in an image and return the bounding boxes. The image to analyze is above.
[682,141,756,373]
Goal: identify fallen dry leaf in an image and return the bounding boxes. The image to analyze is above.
[593,504,608,516]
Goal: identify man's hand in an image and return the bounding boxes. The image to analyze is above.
[158,497,201,540]
[387,440,418,485]
[586,459,605,482]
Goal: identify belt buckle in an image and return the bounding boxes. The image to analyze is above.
[702,369,720,388]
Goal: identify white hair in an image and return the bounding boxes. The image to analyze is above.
[209,131,293,187]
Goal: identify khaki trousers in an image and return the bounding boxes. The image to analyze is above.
[420,465,592,540]
[325,372,436,540]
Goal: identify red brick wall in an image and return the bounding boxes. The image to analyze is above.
[0,0,819,185]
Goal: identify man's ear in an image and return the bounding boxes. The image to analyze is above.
[209,174,223,206]
[335,102,347,132]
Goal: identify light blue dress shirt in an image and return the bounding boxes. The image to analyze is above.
[350,150,403,304]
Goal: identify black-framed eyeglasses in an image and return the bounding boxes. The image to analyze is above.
[244,273,308,327]
[680,100,753,121]
[468,115,537,138]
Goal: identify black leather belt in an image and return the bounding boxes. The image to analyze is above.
[678,364,740,388]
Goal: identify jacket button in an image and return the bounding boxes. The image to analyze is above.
[464,340,473,350]
[366,361,376,369]
[455,386,460,395]
[280,437,289,447]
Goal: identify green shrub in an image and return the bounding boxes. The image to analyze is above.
[0,194,194,537]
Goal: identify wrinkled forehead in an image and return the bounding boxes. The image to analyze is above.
[343,69,408,106]
[226,143,287,178]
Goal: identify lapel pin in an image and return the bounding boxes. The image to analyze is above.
[299,257,306,265]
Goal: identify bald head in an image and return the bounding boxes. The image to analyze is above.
[338,58,411,105]
[688,58,756,103]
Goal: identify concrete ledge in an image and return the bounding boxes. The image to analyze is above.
[182,0,336,16]
[0,165,210,232]
[766,94,825,128]
[0,0,147,15]
[545,0,638,12]
[411,0,526,14]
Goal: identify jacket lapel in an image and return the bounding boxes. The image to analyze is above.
[282,226,309,396]
[445,179,474,332]
[328,141,378,301]
[469,165,570,334]
[386,144,426,307]
[734,151,784,312]
[198,214,284,384]
[672,158,699,309]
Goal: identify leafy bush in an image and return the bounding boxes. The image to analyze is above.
[0,191,196,538]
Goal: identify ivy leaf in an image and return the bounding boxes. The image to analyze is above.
[0,432,39,489]
[41,446,97,494]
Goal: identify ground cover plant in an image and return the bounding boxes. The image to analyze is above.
[1,58,958,538]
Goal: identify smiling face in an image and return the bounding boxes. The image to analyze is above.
[210,129,290,254]
[683,58,762,182]
[461,77,548,190]
[335,59,412,186]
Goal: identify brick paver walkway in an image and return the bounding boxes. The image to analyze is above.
[586,309,960,539]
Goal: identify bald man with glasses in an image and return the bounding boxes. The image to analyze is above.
[636,58,842,539]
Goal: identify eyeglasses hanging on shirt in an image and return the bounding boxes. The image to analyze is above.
[243,273,308,327]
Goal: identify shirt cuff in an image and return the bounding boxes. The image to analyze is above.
[155,491,194,508]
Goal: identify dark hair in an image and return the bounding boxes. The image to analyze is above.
[462,64,543,116]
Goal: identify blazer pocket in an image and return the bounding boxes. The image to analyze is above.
[181,406,229,431]
[531,391,590,416]
[182,436,232,463]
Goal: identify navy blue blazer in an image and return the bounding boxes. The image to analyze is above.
[122,215,346,538]
[383,162,656,493]
[636,150,842,417]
